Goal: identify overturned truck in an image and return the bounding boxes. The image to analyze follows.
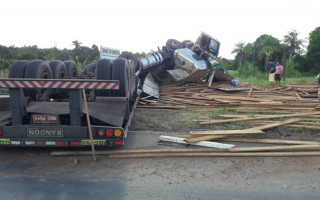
[0,32,232,147]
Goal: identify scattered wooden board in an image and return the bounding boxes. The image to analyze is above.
[199,112,319,125]
[159,135,234,149]
[228,144,320,152]
[109,151,320,159]
[190,129,264,135]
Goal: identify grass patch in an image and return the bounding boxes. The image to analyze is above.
[215,107,238,114]
[215,107,228,114]
[230,70,316,86]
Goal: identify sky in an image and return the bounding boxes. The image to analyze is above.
[0,0,319,59]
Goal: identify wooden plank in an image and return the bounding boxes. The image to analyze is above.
[159,135,234,149]
[204,94,274,102]
[109,151,320,159]
[247,118,300,130]
[199,112,320,125]
[247,83,254,97]
[287,125,320,129]
[185,135,226,143]
[296,92,302,100]
[228,144,320,152]
[220,138,320,145]
[137,105,186,109]
[190,129,264,135]
[51,148,223,156]
[82,89,96,162]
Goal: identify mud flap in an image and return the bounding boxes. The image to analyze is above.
[142,72,160,98]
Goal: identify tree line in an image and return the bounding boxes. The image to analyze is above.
[1,26,319,78]
[0,40,100,72]
[223,26,320,78]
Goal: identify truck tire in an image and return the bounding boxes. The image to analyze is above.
[8,60,28,78]
[166,39,183,51]
[119,51,139,72]
[96,59,112,96]
[128,61,136,96]
[182,40,194,49]
[49,60,67,79]
[112,59,129,98]
[64,60,78,78]
[84,63,97,75]
[25,60,53,100]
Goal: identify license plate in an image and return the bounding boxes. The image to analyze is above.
[27,128,63,137]
[81,140,106,146]
[32,114,59,124]
[0,139,10,145]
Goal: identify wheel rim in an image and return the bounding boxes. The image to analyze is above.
[41,71,51,79]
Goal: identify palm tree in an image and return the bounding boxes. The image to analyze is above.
[72,40,82,61]
[232,41,246,71]
[283,30,305,60]
[72,40,82,50]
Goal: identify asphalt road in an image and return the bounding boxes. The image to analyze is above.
[0,131,319,200]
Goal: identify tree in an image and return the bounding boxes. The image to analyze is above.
[232,41,246,71]
[72,40,82,61]
[253,34,281,72]
[283,29,305,60]
[306,26,320,73]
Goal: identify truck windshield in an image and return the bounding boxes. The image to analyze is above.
[209,39,219,53]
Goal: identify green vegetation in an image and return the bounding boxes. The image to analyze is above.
[215,107,238,114]
[0,40,101,78]
[226,27,320,82]
[215,107,229,114]
[1,26,320,83]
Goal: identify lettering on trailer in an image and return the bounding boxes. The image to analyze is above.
[32,114,59,124]
[27,128,64,137]
[0,139,10,145]
[81,140,106,146]
[0,80,119,89]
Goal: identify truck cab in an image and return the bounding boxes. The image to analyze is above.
[167,32,230,82]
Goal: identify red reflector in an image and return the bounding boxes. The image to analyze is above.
[98,129,104,137]
[106,129,113,137]
[0,130,2,136]
[91,129,97,137]
[70,141,81,146]
[55,141,65,146]
[114,141,124,145]
[36,141,44,145]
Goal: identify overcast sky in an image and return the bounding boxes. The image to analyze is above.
[1,0,319,59]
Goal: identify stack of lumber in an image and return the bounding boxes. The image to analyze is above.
[138,81,320,129]
[138,82,319,111]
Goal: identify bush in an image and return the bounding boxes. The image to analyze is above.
[285,59,301,78]
[228,70,239,77]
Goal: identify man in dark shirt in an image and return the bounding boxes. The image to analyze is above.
[268,60,276,87]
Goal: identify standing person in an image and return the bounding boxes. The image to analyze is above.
[268,60,276,87]
[275,61,284,88]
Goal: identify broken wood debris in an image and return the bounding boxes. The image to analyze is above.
[159,135,234,149]
[138,82,320,111]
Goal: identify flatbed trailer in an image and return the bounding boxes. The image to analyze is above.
[0,58,139,147]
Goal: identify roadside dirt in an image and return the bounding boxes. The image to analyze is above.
[130,108,320,141]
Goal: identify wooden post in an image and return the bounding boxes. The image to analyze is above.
[82,88,97,162]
